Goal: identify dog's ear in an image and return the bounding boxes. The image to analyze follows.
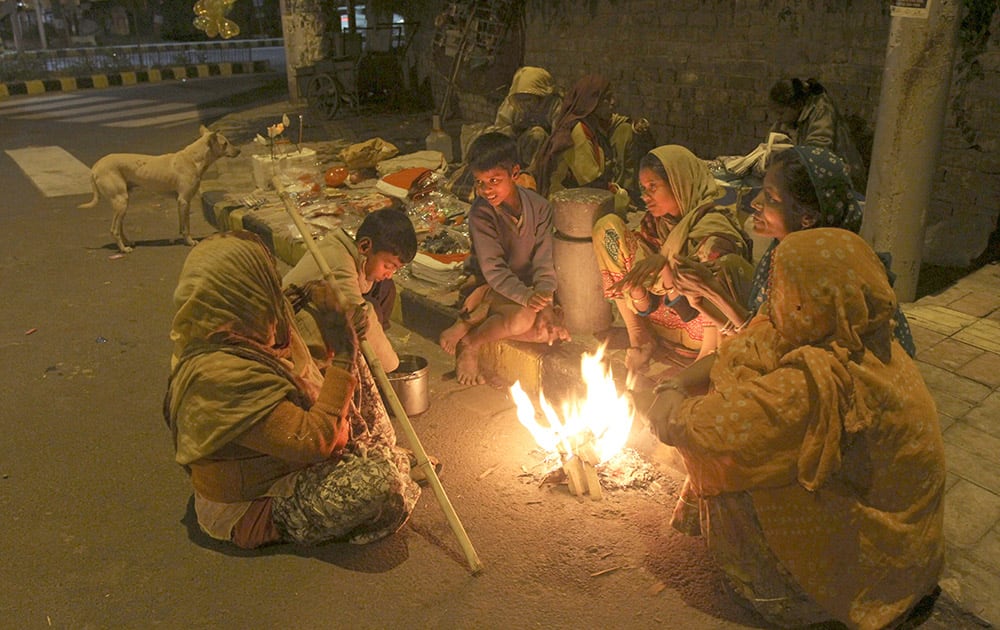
[199,125,213,137]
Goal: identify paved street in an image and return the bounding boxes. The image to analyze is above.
[0,79,997,628]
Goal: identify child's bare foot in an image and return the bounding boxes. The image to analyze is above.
[455,340,484,385]
[439,321,470,355]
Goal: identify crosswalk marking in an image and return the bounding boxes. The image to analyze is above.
[12,99,158,119]
[69,102,191,123]
[0,95,116,114]
[5,146,93,197]
[0,91,226,130]
[105,106,230,128]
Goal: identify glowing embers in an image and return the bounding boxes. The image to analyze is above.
[512,346,635,500]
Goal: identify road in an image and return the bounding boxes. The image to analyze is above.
[0,77,972,629]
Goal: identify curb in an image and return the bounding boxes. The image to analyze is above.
[0,60,271,99]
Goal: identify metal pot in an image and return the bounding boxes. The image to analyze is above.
[387,354,430,416]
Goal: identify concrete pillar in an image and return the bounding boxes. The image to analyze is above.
[279,0,326,103]
[862,0,961,301]
[550,188,615,335]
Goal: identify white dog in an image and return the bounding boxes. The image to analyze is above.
[78,125,241,253]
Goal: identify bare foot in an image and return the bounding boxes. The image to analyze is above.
[455,340,484,385]
[439,320,470,355]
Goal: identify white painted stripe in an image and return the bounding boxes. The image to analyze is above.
[103,106,227,128]
[69,101,192,123]
[5,146,93,197]
[0,92,83,110]
[12,99,159,119]
[0,96,116,114]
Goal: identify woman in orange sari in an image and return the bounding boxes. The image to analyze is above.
[646,228,945,628]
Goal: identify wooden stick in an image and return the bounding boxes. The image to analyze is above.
[273,177,483,573]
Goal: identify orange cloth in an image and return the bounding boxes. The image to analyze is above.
[661,229,945,629]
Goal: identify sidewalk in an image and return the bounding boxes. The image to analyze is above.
[207,101,1000,626]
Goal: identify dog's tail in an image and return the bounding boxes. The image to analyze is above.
[77,175,99,209]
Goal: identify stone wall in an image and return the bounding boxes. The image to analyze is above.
[473,0,1000,267]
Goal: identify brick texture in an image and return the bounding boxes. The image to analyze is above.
[459,0,999,267]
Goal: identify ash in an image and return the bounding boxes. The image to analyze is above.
[519,448,661,492]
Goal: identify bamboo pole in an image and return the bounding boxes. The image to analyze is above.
[273,177,483,573]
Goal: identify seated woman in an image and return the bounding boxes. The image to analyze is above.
[646,228,945,629]
[671,145,915,368]
[164,231,419,549]
[532,74,646,210]
[484,66,563,171]
[593,145,754,372]
[769,77,867,190]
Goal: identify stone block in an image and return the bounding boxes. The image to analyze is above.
[943,479,1000,547]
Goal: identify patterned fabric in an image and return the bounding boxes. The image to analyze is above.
[789,145,862,231]
[272,360,419,545]
[662,229,945,628]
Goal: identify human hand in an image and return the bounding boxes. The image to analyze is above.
[526,290,553,312]
[608,253,666,296]
[646,388,686,444]
[671,256,720,300]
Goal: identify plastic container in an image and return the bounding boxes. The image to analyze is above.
[387,355,430,416]
[425,115,454,163]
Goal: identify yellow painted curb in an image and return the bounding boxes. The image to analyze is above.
[92,75,109,89]
[1,84,11,99]
[59,77,78,92]
[120,72,137,85]
[25,80,46,95]
[195,64,210,78]
[219,63,233,76]
[149,69,162,82]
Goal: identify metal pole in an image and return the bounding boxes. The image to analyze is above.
[862,0,962,301]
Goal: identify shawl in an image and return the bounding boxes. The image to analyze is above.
[642,145,743,262]
[663,228,944,628]
[165,232,324,465]
[532,74,609,195]
[508,66,556,97]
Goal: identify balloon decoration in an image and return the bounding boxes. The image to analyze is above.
[193,0,241,39]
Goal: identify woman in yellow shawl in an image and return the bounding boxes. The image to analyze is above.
[646,228,945,629]
[593,144,754,373]
[164,231,419,549]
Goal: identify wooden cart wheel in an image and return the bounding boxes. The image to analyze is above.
[307,73,341,119]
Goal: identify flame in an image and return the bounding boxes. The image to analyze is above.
[512,345,634,464]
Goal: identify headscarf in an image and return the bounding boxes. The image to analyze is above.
[507,66,555,97]
[532,74,610,195]
[639,145,729,260]
[747,145,863,314]
[789,145,862,232]
[165,232,324,464]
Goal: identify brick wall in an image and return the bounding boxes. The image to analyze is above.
[503,0,999,267]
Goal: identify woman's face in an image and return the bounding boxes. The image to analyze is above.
[750,163,794,240]
[594,89,615,124]
[639,167,681,218]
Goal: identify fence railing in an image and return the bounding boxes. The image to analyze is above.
[0,38,284,81]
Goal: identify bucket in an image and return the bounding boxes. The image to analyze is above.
[387,355,430,416]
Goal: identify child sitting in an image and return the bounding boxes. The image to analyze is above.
[283,208,417,373]
[439,132,571,385]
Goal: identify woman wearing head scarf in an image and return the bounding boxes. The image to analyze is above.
[485,66,563,170]
[645,228,945,629]
[164,231,419,549]
[593,145,754,372]
[531,74,641,210]
[672,145,914,356]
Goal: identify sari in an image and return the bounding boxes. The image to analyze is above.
[660,228,944,628]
